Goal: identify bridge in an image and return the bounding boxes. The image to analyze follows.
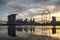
[0,21,7,24]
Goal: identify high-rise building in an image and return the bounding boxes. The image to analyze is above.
[52,16,56,25]
[30,18,33,25]
[8,14,17,36]
[52,16,56,34]
[33,18,35,24]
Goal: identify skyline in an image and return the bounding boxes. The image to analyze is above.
[0,0,60,21]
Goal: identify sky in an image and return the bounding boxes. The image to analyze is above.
[0,0,60,21]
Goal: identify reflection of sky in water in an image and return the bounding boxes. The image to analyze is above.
[0,26,60,39]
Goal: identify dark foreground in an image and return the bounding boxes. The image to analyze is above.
[0,33,60,40]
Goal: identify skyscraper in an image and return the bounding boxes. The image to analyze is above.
[52,16,56,34]
[8,14,17,36]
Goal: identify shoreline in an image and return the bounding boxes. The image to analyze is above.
[0,24,60,26]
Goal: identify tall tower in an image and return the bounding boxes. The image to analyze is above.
[52,16,56,34]
[25,18,28,24]
[52,16,56,25]
[30,18,33,25]
[8,14,17,36]
[33,18,35,24]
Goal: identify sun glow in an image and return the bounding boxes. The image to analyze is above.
[51,12,60,21]
[32,12,60,22]
[51,12,60,17]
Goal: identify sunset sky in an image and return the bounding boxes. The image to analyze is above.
[0,0,60,21]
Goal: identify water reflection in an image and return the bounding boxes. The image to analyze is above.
[0,25,60,40]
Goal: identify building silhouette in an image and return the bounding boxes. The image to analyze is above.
[16,19,23,24]
[33,18,35,24]
[52,16,56,25]
[8,14,17,36]
[23,18,28,24]
[30,18,33,25]
[52,16,56,34]
[16,18,36,25]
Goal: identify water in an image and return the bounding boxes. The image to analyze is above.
[0,25,60,40]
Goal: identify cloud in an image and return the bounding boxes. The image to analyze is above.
[0,0,53,13]
[53,5,60,13]
[53,0,60,13]
[0,0,11,5]
[16,12,31,20]
[0,0,58,12]
[33,0,49,3]
[0,0,60,21]
[16,8,50,19]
